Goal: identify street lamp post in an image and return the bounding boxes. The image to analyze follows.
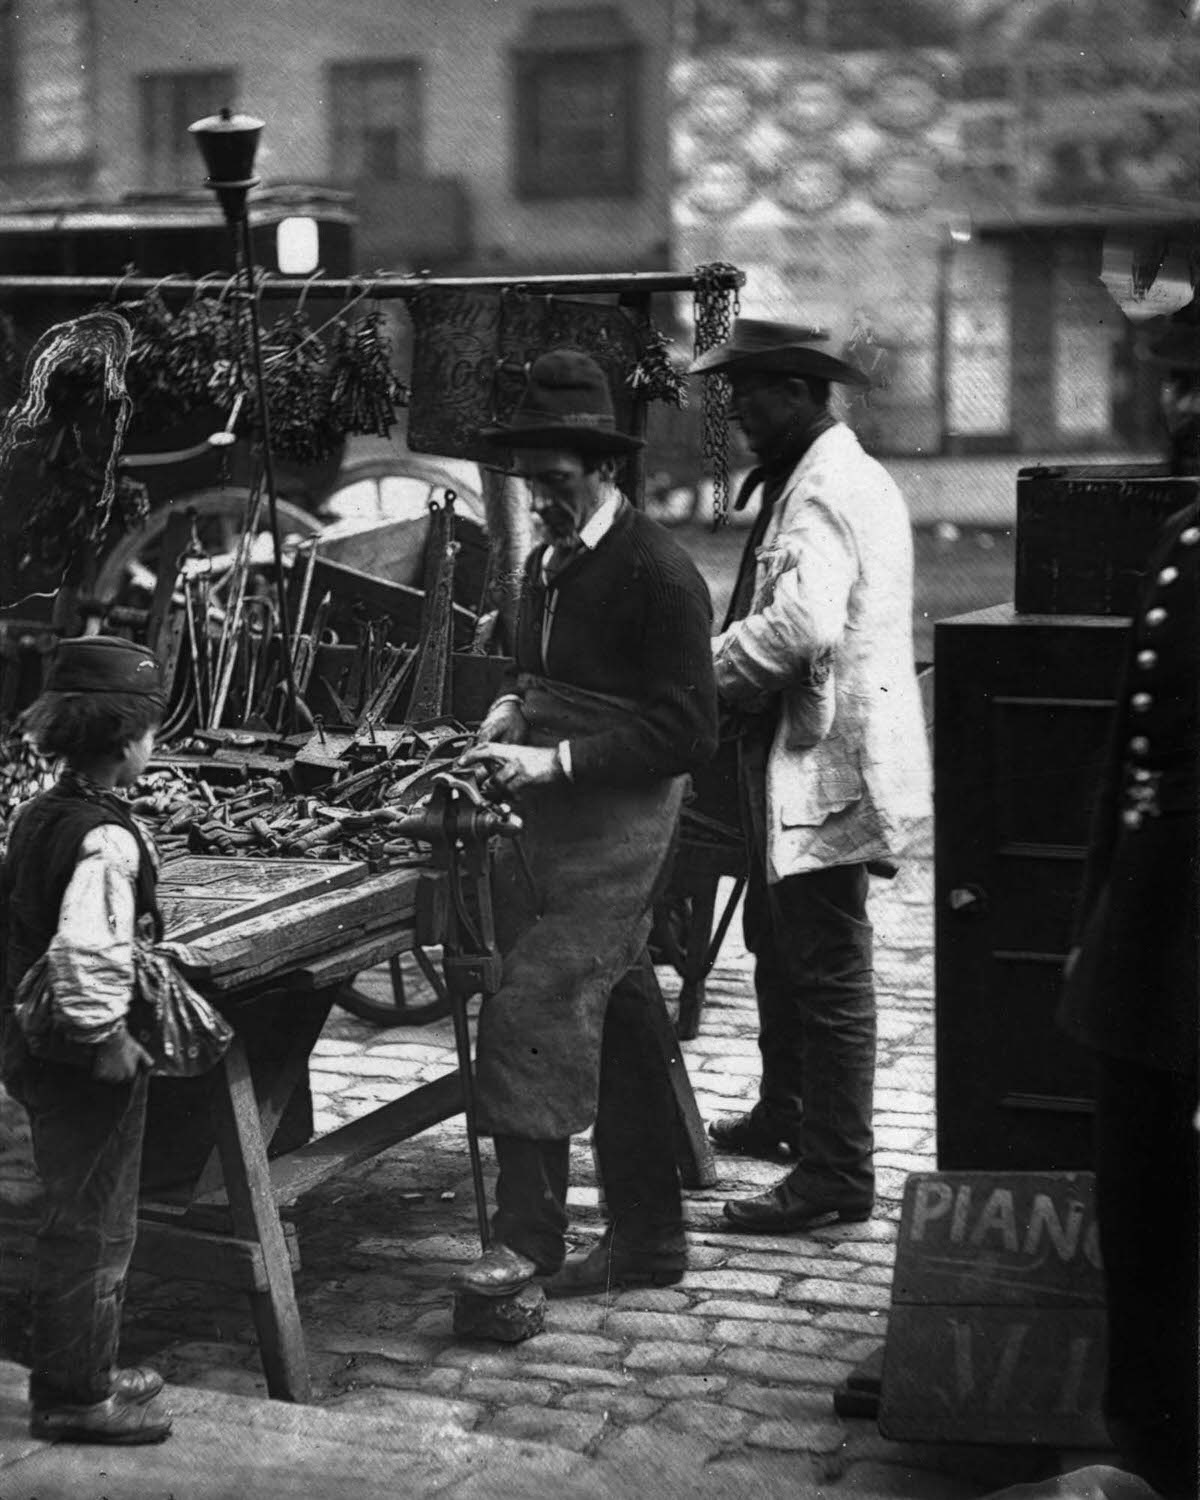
[188,106,300,731]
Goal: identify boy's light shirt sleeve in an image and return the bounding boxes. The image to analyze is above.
[46,823,140,1043]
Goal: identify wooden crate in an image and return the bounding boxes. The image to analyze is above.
[1015,463,1196,616]
[880,1171,1107,1447]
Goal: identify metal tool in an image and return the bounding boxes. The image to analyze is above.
[388,767,522,1249]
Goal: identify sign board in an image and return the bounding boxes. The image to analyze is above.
[879,1171,1108,1448]
[159,855,366,944]
[406,289,645,464]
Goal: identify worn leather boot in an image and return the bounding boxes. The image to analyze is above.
[722,1179,872,1234]
[113,1367,165,1403]
[448,1244,542,1299]
[30,1391,173,1445]
[707,1111,801,1161]
[544,1226,686,1298]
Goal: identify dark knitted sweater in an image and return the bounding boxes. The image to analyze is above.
[512,503,718,786]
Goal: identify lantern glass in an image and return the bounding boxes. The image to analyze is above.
[276,217,320,275]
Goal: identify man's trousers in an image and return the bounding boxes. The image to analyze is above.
[491,951,682,1269]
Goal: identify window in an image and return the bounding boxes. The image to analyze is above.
[2,0,91,166]
[329,61,423,181]
[513,8,641,200]
[140,70,236,193]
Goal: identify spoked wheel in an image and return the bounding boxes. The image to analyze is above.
[335,947,453,1028]
[93,487,323,609]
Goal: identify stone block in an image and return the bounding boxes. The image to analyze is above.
[612,1287,691,1313]
[716,1346,855,1387]
[519,1362,635,1389]
[514,1331,622,1366]
[452,1284,546,1343]
[747,1416,847,1453]
[644,1373,729,1400]
[711,1319,832,1355]
[602,1310,708,1343]
[676,1268,783,1297]
[622,1340,713,1373]
[694,1298,813,1324]
[659,1398,752,1444]
[560,1390,661,1423]
[462,1376,556,1406]
[486,1404,607,1453]
[782,1277,891,1310]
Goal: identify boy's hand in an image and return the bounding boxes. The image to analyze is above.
[92,1028,154,1083]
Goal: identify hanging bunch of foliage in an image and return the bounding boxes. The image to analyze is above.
[325,312,409,440]
[259,307,341,465]
[627,320,687,408]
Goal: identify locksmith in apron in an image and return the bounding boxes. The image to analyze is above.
[452,350,718,1298]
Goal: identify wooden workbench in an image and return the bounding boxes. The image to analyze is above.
[134,854,715,1402]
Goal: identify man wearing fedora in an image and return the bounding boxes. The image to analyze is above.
[690,318,930,1233]
[449,349,718,1298]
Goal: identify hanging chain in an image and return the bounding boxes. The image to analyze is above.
[692,262,741,527]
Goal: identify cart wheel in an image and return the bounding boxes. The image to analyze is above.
[334,948,452,1028]
[93,487,323,606]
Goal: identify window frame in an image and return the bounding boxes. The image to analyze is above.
[139,68,238,193]
[513,40,642,202]
[327,58,425,183]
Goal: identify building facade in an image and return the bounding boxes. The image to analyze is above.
[673,0,1200,456]
[0,0,673,277]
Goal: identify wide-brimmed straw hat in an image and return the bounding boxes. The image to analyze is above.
[481,349,644,455]
[688,317,872,387]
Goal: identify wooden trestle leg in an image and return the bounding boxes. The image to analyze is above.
[210,1035,312,1402]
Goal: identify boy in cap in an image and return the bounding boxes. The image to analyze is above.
[689,318,930,1232]
[451,349,718,1297]
[0,635,173,1443]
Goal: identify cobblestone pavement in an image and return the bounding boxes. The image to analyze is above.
[0,823,1064,1495]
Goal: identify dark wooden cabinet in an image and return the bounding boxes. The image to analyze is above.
[934,604,1129,1171]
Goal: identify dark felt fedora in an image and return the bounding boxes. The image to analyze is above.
[1138,321,1200,373]
[46,635,164,697]
[688,317,872,387]
[481,349,644,455]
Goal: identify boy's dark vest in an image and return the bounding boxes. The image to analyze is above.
[0,783,160,1012]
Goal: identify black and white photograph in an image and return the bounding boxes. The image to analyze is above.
[0,2,1195,1496]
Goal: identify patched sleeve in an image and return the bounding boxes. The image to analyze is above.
[712,499,857,701]
[46,823,140,1043]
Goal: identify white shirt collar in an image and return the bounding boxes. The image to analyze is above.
[541,492,622,574]
[577,491,622,550]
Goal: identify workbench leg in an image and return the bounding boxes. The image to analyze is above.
[191,989,332,1205]
[212,1037,311,1403]
[639,972,717,1191]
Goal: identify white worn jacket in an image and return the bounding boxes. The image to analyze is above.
[713,422,931,882]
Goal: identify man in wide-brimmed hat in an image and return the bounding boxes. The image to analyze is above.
[689,318,931,1233]
[450,349,718,1299]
